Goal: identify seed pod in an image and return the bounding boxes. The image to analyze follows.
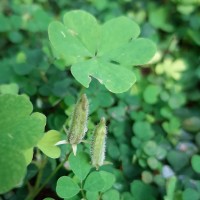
[91,117,107,170]
[68,94,89,155]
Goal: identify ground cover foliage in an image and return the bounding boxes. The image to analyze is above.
[0,0,200,200]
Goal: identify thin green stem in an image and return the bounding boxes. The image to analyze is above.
[80,181,87,200]
[34,156,47,190]
[26,181,32,193]
[25,155,69,200]
[160,34,176,62]
[25,152,47,196]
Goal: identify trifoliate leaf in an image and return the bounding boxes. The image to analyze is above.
[0,94,46,194]
[37,130,61,158]
[48,10,156,93]
[155,58,187,80]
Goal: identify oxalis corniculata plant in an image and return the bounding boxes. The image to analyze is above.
[0,9,156,200]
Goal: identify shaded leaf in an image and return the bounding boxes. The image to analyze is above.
[130,180,156,200]
[183,188,199,200]
[191,154,200,173]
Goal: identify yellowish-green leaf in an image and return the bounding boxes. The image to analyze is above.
[37,130,61,159]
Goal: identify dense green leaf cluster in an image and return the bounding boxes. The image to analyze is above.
[0,0,200,199]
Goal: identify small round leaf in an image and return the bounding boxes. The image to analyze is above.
[191,155,200,173]
[56,176,80,199]
[69,151,91,181]
[83,171,105,192]
[99,171,116,192]
[102,189,120,200]
[37,130,61,158]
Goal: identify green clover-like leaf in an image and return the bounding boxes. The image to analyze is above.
[182,188,200,200]
[130,180,156,200]
[191,154,200,173]
[37,130,61,159]
[0,94,46,194]
[68,151,91,181]
[99,171,116,192]
[48,10,156,93]
[83,171,105,192]
[102,189,120,200]
[56,176,80,199]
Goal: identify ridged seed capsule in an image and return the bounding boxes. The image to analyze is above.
[68,94,89,155]
[91,117,107,170]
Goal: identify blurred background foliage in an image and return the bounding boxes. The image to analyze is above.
[0,0,200,199]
